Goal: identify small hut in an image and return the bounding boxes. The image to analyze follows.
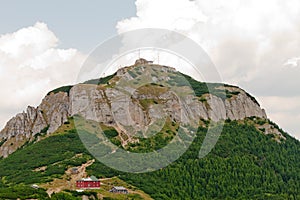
[109,186,128,194]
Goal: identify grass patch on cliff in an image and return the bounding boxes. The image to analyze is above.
[180,73,244,100]
[125,117,179,153]
[47,85,73,96]
[83,73,116,85]
[0,139,7,147]
[135,83,169,97]
[46,73,116,96]
[138,99,159,110]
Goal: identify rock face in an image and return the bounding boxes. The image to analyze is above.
[39,92,70,133]
[225,92,267,120]
[0,92,70,157]
[69,85,266,126]
[0,62,268,157]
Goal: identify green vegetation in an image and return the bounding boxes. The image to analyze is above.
[0,184,98,200]
[84,73,116,85]
[47,85,73,96]
[136,83,168,97]
[176,73,242,100]
[0,129,91,184]
[50,190,98,200]
[0,138,7,147]
[245,92,261,106]
[40,125,50,134]
[0,119,299,199]
[104,129,119,139]
[89,121,300,199]
[46,73,116,96]
[0,184,49,199]
[128,70,138,78]
[138,99,158,110]
[103,128,122,147]
[125,117,179,153]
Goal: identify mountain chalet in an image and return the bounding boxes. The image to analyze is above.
[76,176,100,189]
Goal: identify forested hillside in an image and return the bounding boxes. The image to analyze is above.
[0,118,299,199]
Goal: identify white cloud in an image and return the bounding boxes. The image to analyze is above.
[116,0,300,139]
[284,57,300,68]
[0,22,86,129]
[117,0,207,33]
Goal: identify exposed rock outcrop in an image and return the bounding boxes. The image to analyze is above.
[39,92,70,133]
[0,92,70,157]
[0,61,270,157]
[70,67,266,124]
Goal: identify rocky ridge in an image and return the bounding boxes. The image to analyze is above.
[0,60,277,157]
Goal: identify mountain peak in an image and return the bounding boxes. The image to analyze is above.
[0,61,287,157]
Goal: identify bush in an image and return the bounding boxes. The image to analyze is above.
[103,129,118,139]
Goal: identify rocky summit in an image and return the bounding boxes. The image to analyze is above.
[0,59,279,157]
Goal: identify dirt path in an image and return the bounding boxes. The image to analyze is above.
[66,159,95,190]
[41,159,95,196]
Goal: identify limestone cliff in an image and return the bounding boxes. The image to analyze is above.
[0,60,273,157]
[69,84,267,131]
[0,92,69,157]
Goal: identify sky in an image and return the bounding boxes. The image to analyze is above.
[0,0,299,140]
